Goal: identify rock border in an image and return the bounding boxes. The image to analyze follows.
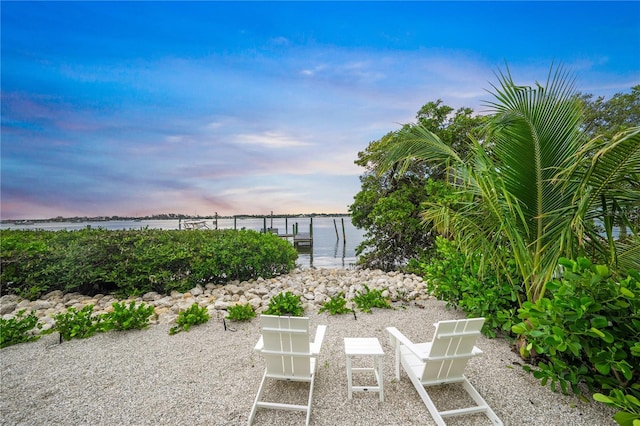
[1,268,430,331]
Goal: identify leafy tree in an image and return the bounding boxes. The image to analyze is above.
[351,173,439,270]
[578,86,640,237]
[380,65,640,303]
[579,85,640,139]
[350,102,484,270]
[417,101,484,163]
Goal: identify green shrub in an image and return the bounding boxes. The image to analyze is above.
[4,301,157,346]
[226,303,256,322]
[0,228,298,298]
[511,258,640,400]
[0,230,59,298]
[104,301,156,331]
[170,303,210,335]
[352,285,391,313]
[594,388,640,426]
[52,305,104,341]
[0,309,42,348]
[264,291,304,316]
[408,236,518,336]
[319,292,351,315]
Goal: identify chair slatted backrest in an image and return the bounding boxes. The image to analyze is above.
[421,318,485,383]
[261,315,312,378]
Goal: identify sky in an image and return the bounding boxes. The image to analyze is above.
[1,2,639,220]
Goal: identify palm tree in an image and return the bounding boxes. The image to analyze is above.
[382,65,640,303]
[563,126,640,271]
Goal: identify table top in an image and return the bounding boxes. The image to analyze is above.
[344,337,384,356]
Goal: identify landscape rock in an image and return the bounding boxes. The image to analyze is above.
[0,268,431,327]
[0,301,18,316]
[142,292,161,302]
[214,300,229,310]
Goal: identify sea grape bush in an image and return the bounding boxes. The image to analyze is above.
[226,303,256,322]
[407,236,518,337]
[594,389,640,426]
[169,303,209,335]
[511,258,640,392]
[0,309,42,348]
[104,301,156,331]
[511,258,639,424]
[352,285,392,313]
[318,287,391,315]
[264,291,305,316]
[1,300,162,347]
[319,292,351,315]
[52,305,105,341]
[0,228,297,298]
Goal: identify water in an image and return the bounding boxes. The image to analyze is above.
[1,216,365,269]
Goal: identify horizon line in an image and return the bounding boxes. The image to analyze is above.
[1,212,352,223]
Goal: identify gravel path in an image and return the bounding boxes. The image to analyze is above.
[1,295,615,425]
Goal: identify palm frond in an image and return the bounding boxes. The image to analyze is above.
[484,65,584,249]
[617,239,640,272]
[379,124,463,176]
[578,127,640,209]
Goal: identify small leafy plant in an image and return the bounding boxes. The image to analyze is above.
[264,291,304,316]
[104,301,155,331]
[352,285,392,313]
[319,292,351,315]
[170,303,210,335]
[594,388,640,426]
[226,303,256,322]
[0,309,42,348]
[52,305,104,341]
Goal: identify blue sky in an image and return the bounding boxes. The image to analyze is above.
[2,1,639,219]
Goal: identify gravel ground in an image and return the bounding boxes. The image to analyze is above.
[1,298,616,426]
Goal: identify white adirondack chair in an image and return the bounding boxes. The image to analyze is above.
[248,315,327,426]
[386,318,502,426]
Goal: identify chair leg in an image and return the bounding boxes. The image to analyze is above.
[461,377,503,426]
[305,372,315,426]
[394,343,401,380]
[403,372,503,426]
[346,354,353,399]
[377,354,384,402]
[248,369,268,426]
[402,358,446,426]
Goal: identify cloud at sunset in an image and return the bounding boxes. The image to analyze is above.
[2,2,638,219]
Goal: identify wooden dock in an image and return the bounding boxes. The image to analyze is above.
[293,232,312,247]
[260,214,314,248]
[182,220,209,230]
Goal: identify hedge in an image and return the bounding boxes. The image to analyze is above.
[0,228,298,298]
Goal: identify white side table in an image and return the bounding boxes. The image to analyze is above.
[344,337,385,401]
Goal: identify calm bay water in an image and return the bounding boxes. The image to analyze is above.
[2,216,365,269]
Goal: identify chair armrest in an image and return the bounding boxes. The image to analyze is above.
[386,327,429,361]
[310,325,327,355]
[387,326,414,348]
[254,336,264,352]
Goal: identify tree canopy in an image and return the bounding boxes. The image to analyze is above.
[349,101,485,270]
[376,65,639,302]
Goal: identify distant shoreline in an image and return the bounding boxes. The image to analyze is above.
[0,213,352,225]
